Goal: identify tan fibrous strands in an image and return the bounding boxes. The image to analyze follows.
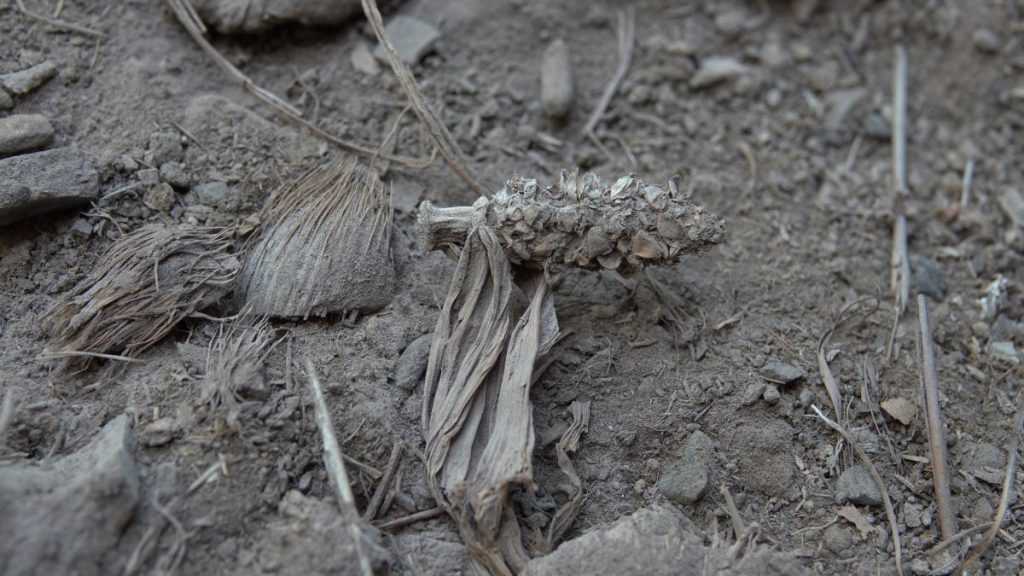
[418,170,725,271]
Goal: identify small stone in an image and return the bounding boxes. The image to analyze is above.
[656,431,713,505]
[963,442,1006,485]
[903,500,931,528]
[394,333,432,391]
[799,388,815,407]
[191,181,238,211]
[835,465,882,507]
[911,255,946,300]
[159,162,190,189]
[0,61,57,96]
[824,88,866,130]
[69,218,93,239]
[540,39,574,121]
[760,360,805,385]
[143,182,176,213]
[120,154,139,172]
[0,147,99,226]
[864,112,891,140]
[137,167,159,186]
[373,16,440,65]
[880,397,916,426]
[141,417,178,447]
[0,114,54,157]
[805,60,841,92]
[989,341,1020,364]
[690,56,749,89]
[147,131,183,166]
[762,384,781,404]
[741,381,766,406]
[350,41,381,76]
[714,9,747,37]
[0,89,12,110]
[972,29,1001,54]
[823,524,855,557]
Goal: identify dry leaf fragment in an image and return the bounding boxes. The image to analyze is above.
[837,505,876,540]
[881,397,916,426]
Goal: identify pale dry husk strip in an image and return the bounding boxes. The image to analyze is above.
[200,315,278,429]
[418,170,725,272]
[238,156,394,319]
[44,225,239,364]
[422,226,562,575]
[544,400,591,552]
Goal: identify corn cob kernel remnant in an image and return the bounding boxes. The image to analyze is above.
[418,170,725,271]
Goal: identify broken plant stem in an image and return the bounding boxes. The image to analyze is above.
[16,0,104,37]
[0,390,14,449]
[374,507,446,531]
[304,359,373,576]
[890,46,911,318]
[418,170,724,271]
[959,158,975,210]
[364,441,404,521]
[917,295,956,543]
[581,7,635,137]
[812,405,903,576]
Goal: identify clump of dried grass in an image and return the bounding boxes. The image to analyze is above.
[238,156,395,319]
[44,225,240,365]
[200,315,278,429]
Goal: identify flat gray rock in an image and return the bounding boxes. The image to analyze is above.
[657,430,713,505]
[190,0,361,34]
[835,464,882,507]
[0,147,99,226]
[0,415,140,576]
[374,16,440,65]
[0,114,54,157]
[394,333,433,391]
[0,61,57,96]
[760,360,806,385]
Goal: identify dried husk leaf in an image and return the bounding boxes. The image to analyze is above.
[544,400,590,552]
[422,226,561,575]
[238,156,394,319]
[44,224,239,363]
[200,315,277,429]
[418,170,725,271]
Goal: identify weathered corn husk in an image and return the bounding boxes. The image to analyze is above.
[238,157,395,319]
[200,316,277,429]
[418,170,725,271]
[422,226,564,575]
[44,225,239,362]
[189,0,360,34]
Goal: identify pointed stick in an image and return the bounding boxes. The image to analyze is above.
[916,295,956,542]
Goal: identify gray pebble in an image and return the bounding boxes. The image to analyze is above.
[911,255,946,300]
[972,29,1001,54]
[147,131,183,166]
[714,9,747,37]
[863,112,891,140]
[373,16,440,65]
[657,431,713,505]
[394,333,433,392]
[541,39,574,121]
[0,61,57,96]
[0,89,12,111]
[835,464,882,507]
[798,388,815,408]
[760,360,805,385]
[0,147,99,226]
[191,181,238,211]
[690,56,749,90]
[144,182,176,213]
[762,384,781,404]
[159,162,191,189]
[137,167,159,186]
[822,524,855,557]
[350,41,380,76]
[0,114,54,157]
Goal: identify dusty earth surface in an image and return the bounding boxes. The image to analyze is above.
[2,0,1024,574]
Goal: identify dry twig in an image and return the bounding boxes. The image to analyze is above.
[0,390,14,449]
[364,440,404,521]
[374,506,446,531]
[165,0,431,168]
[888,46,911,350]
[581,7,636,137]
[916,295,956,542]
[304,359,373,576]
[359,0,486,195]
[959,158,975,210]
[16,0,104,37]
[812,406,903,576]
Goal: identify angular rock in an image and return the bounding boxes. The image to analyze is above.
[0,415,140,576]
[0,114,54,157]
[541,39,574,121]
[0,89,12,110]
[880,397,916,426]
[657,431,713,505]
[373,16,440,65]
[911,255,946,300]
[0,147,99,226]
[350,41,381,76]
[962,442,1006,485]
[160,161,191,189]
[191,0,361,34]
[760,360,805,385]
[191,181,239,211]
[394,333,432,391]
[690,57,749,90]
[972,29,1001,54]
[0,61,57,96]
[392,533,467,575]
[835,464,882,507]
[232,490,391,576]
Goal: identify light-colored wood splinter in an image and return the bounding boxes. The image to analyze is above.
[418,170,725,271]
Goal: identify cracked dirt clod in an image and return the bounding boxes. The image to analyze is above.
[0,147,98,226]
[0,415,140,576]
